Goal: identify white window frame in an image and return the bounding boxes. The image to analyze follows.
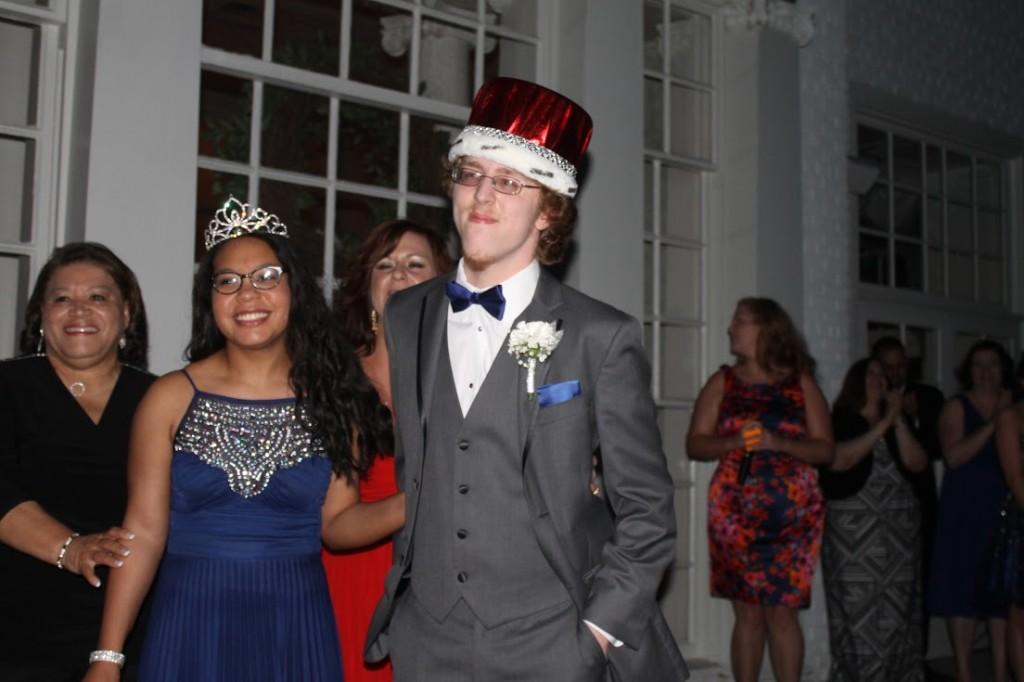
[0,0,71,356]
[642,0,720,655]
[198,0,551,301]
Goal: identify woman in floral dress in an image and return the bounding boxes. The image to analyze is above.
[687,297,833,682]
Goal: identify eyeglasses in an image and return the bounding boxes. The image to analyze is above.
[212,265,287,294]
[450,167,542,196]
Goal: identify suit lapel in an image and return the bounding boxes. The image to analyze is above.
[415,275,452,454]
[515,270,565,457]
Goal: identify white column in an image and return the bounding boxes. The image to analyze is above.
[84,0,202,373]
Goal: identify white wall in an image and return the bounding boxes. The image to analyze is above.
[83,0,202,373]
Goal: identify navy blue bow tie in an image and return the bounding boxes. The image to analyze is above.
[445,280,506,320]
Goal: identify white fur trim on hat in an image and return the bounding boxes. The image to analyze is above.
[448,125,578,197]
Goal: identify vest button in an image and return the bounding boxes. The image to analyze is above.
[458,484,469,494]
[458,440,469,450]
[457,571,468,583]
[456,529,468,539]
[412,478,419,490]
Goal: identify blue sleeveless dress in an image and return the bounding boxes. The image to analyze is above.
[138,379,343,681]
[927,394,1008,618]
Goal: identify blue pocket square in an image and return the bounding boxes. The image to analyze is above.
[537,380,581,408]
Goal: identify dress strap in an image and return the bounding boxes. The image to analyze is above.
[180,368,198,390]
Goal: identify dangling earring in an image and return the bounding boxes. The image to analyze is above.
[118,336,127,350]
[36,328,44,354]
[370,309,379,334]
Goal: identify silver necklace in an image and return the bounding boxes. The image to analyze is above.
[69,381,86,397]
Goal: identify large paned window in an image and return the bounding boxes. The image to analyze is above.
[0,0,64,357]
[197,0,542,305]
[642,0,714,649]
[856,120,1008,305]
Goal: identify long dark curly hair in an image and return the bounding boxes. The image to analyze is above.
[20,242,149,368]
[336,219,452,355]
[187,233,388,482]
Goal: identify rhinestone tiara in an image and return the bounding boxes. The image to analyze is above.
[205,196,289,250]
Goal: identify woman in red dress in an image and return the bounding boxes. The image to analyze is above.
[325,219,452,681]
[686,298,833,682]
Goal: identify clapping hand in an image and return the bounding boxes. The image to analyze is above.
[63,527,134,587]
[883,389,904,427]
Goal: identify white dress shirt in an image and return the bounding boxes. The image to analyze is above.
[447,259,540,417]
[444,258,622,650]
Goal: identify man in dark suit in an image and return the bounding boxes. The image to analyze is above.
[871,335,944,654]
[365,78,687,681]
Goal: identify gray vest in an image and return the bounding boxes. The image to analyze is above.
[410,332,568,626]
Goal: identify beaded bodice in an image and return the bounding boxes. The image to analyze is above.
[173,393,326,498]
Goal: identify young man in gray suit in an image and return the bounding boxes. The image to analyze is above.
[365,77,687,682]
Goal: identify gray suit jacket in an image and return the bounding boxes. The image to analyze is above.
[366,269,688,681]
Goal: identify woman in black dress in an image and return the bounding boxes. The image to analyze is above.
[820,358,927,681]
[0,242,152,681]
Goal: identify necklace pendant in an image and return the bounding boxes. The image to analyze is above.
[69,381,86,397]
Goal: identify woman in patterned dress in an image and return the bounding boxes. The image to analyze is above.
[820,358,927,681]
[687,298,833,682]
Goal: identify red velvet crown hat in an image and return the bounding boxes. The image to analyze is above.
[448,77,593,197]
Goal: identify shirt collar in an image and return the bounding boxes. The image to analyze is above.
[454,258,540,323]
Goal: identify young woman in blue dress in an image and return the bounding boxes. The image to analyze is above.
[83,199,402,681]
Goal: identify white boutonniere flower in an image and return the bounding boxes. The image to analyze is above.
[507,320,563,399]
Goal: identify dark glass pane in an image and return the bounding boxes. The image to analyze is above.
[199,71,252,162]
[0,19,39,128]
[948,251,973,299]
[926,145,942,195]
[338,101,399,188]
[858,183,889,231]
[203,0,264,57]
[977,209,1002,257]
[894,240,923,290]
[892,189,922,238]
[272,0,341,76]
[926,197,942,246]
[927,248,944,295]
[977,161,1002,208]
[947,202,972,252]
[892,136,921,188]
[259,179,326,277]
[857,125,887,181]
[979,256,1002,304]
[409,115,459,196]
[859,233,889,285]
[261,85,329,176]
[0,135,33,243]
[195,168,249,261]
[483,35,537,91]
[406,203,454,243]
[334,191,397,279]
[352,0,410,93]
[644,77,663,151]
[643,1,664,71]
[947,151,971,203]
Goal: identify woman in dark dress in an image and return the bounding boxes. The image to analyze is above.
[821,358,927,681]
[929,340,1014,682]
[0,243,151,682]
[687,298,834,682]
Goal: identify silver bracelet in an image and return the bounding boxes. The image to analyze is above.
[55,532,80,571]
[89,650,126,668]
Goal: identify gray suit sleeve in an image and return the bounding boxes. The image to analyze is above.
[582,317,676,649]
